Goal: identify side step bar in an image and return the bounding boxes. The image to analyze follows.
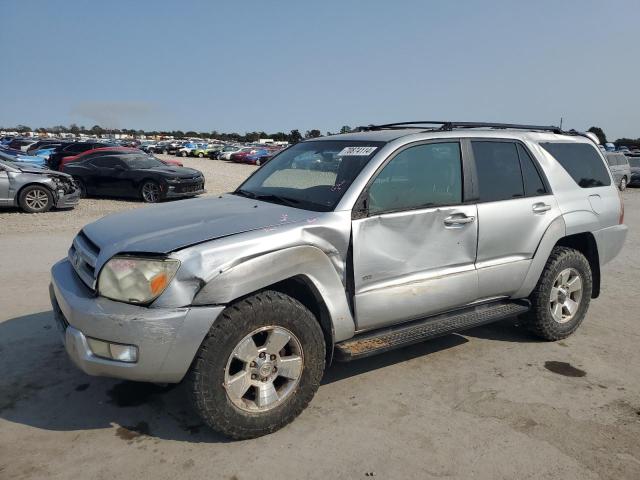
[334,300,530,361]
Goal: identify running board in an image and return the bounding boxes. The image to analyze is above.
[334,300,529,361]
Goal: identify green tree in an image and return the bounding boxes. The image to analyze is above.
[339,125,352,134]
[288,129,303,144]
[587,126,607,145]
[305,129,321,139]
[15,124,31,133]
[90,125,104,135]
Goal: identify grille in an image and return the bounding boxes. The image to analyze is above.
[68,231,100,290]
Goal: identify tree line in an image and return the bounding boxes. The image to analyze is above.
[587,126,640,148]
[3,124,357,144]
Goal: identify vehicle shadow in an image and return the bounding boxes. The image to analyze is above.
[0,310,525,444]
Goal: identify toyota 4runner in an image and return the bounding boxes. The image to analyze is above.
[50,121,627,439]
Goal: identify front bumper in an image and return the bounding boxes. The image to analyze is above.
[165,184,206,198]
[50,259,224,383]
[55,187,80,208]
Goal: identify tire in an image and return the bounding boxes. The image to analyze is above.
[18,185,54,213]
[524,246,592,341]
[74,177,87,198]
[140,180,161,203]
[255,159,262,166]
[198,153,204,158]
[620,177,627,191]
[181,151,187,157]
[163,149,169,155]
[188,290,326,440]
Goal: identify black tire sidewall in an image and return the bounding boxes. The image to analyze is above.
[528,247,593,340]
[189,291,325,439]
[19,185,53,213]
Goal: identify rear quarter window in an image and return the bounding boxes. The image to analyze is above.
[540,142,611,188]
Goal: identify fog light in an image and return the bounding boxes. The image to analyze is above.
[109,344,138,362]
[87,337,138,363]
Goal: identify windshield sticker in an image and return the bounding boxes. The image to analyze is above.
[338,146,378,156]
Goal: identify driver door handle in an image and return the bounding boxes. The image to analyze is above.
[444,214,475,226]
[532,202,551,214]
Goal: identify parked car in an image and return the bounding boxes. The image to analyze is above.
[58,147,140,170]
[0,149,48,168]
[0,158,79,213]
[193,144,222,158]
[176,142,201,157]
[158,157,184,167]
[229,147,259,163]
[628,155,640,186]
[240,148,272,165]
[48,142,111,170]
[605,152,631,190]
[6,138,37,152]
[50,122,626,439]
[62,153,205,202]
[215,145,243,160]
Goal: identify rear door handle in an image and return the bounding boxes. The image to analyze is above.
[444,214,475,226]
[532,203,551,214]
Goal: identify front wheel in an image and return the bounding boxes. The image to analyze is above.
[524,246,592,340]
[19,185,53,213]
[198,152,204,158]
[188,291,326,440]
[140,181,161,203]
[620,177,627,191]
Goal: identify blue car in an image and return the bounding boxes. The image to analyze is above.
[0,149,47,167]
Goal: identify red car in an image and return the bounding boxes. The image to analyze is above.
[160,158,183,167]
[58,147,140,170]
[229,147,258,163]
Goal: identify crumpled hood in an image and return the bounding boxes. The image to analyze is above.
[83,194,315,257]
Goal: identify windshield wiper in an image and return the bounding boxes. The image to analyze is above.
[254,193,301,208]
[234,189,301,208]
[234,188,258,199]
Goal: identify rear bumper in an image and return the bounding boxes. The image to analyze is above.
[50,259,224,383]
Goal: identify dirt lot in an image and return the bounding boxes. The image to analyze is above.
[1,155,639,480]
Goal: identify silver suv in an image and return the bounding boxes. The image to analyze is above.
[50,122,627,439]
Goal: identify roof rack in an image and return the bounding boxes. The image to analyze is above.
[358,121,563,134]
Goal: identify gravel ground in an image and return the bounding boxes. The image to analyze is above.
[0,158,639,480]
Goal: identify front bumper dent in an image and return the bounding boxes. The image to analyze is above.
[55,188,80,208]
[50,259,224,383]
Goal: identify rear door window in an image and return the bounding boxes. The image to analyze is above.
[517,144,547,196]
[472,141,524,202]
[540,142,611,188]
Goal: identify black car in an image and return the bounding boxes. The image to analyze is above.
[62,153,206,203]
[47,142,112,170]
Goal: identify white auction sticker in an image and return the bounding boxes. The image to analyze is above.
[338,146,378,156]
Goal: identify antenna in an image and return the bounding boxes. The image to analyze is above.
[560,117,563,130]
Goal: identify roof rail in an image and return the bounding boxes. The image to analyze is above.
[358,121,563,134]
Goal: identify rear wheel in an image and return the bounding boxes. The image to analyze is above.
[19,185,53,213]
[181,151,188,157]
[524,246,592,340]
[140,180,161,203]
[198,152,204,158]
[255,159,262,166]
[188,290,326,440]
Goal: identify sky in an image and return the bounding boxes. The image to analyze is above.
[1,0,639,140]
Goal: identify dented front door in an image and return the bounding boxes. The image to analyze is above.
[351,141,479,331]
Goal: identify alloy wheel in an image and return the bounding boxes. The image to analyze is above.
[224,326,304,412]
[24,188,50,211]
[549,268,583,323]
[142,182,160,202]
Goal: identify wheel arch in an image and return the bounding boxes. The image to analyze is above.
[16,181,55,206]
[191,245,356,350]
[555,232,600,298]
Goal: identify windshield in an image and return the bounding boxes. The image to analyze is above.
[235,140,384,211]
[122,155,165,169]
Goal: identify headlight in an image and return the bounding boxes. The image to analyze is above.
[98,257,180,304]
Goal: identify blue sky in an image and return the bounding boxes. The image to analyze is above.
[1,0,639,139]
